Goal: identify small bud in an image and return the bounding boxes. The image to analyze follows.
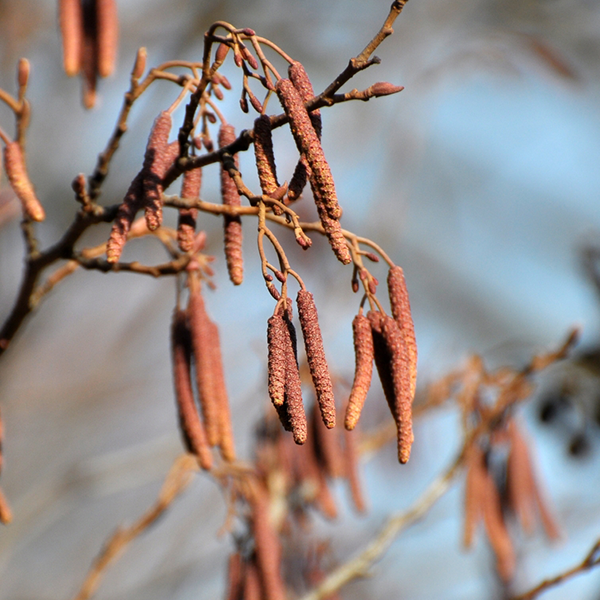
[215,43,229,65]
[369,81,404,97]
[17,58,30,89]
[239,96,249,114]
[212,85,224,101]
[240,46,259,70]
[132,47,147,80]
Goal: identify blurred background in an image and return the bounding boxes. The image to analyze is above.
[1,0,600,598]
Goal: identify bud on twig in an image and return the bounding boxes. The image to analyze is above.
[297,290,336,428]
[219,124,244,285]
[171,309,212,470]
[131,47,146,81]
[3,141,45,222]
[345,312,374,430]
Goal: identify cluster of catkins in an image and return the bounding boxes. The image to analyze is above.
[171,278,235,470]
[268,266,417,464]
[58,0,118,108]
[464,419,559,581]
[223,403,364,600]
[0,408,10,524]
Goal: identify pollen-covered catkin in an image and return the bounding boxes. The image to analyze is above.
[276,78,342,221]
[142,111,172,231]
[3,142,45,222]
[387,265,417,400]
[58,0,83,76]
[171,309,212,470]
[253,115,279,198]
[106,170,144,262]
[314,186,351,265]
[345,312,374,430]
[282,313,307,444]
[188,284,220,447]
[297,290,336,428]
[177,167,202,252]
[96,0,118,78]
[267,314,287,407]
[219,124,244,285]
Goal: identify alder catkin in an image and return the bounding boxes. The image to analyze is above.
[96,0,118,78]
[225,553,244,600]
[0,487,12,525]
[142,111,172,231]
[311,404,344,478]
[387,265,417,400]
[219,124,244,285]
[344,428,367,513]
[297,290,336,428]
[463,443,485,548]
[58,0,83,76]
[267,314,287,407]
[80,0,98,109]
[276,78,342,220]
[314,186,351,265]
[282,314,307,444]
[253,115,279,197]
[171,309,213,471]
[345,312,374,430]
[177,167,202,252]
[188,284,220,447]
[3,142,45,222]
[106,170,144,262]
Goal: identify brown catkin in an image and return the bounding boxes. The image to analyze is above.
[177,167,202,252]
[219,124,244,285]
[345,313,375,430]
[311,403,344,478]
[368,311,413,464]
[276,78,342,220]
[188,284,220,447]
[282,314,307,444]
[297,290,336,428]
[106,169,144,262]
[225,553,244,600]
[3,142,45,222]
[142,111,173,231]
[249,486,287,600]
[344,428,367,513]
[207,320,236,462]
[267,314,287,407]
[463,443,485,548]
[96,0,118,78]
[314,184,351,265]
[253,115,279,197]
[243,557,262,600]
[387,265,417,401]
[58,0,83,76]
[171,309,212,470]
[80,0,98,109]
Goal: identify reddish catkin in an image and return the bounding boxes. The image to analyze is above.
[463,443,486,548]
[80,0,98,109]
[106,170,144,262]
[207,320,236,462]
[314,186,351,264]
[0,487,12,525]
[387,265,417,401]
[344,427,367,513]
[142,111,172,231]
[243,558,262,600]
[311,404,344,478]
[3,142,45,222]
[267,314,287,407]
[345,312,375,430]
[96,0,118,78]
[188,284,220,448]
[297,290,336,428]
[249,486,287,600]
[253,115,279,197]
[283,314,307,444]
[225,553,243,600]
[219,124,244,285]
[171,309,213,471]
[177,167,202,252]
[58,0,82,76]
[276,78,342,220]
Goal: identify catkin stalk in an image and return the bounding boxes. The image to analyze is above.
[297,290,335,428]
[171,309,212,470]
[345,313,374,430]
[3,141,45,222]
[219,124,244,285]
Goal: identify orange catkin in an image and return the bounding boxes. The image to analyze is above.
[177,167,202,252]
[142,111,173,231]
[267,314,287,407]
[96,0,118,78]
[297,290,335,428]
[58,0,83,76]
[188,284,220,448]
[0,487,12,525]
[387,265,417,400]
[345,312,375,430]
[106,169,144,262]
[171,309,212,470]
[3,142,45,222]
[219,124,244,285]
[276,78,342,221]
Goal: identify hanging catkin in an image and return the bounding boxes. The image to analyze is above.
[3,142,45,222]
[177,167,202,252]
[276,78,342,220]
[96,0,118,78]
[219,124,244,285]
[171,309,212,470]
[58,0,83,76]
[314,184,351,264]
[267,314,287,407]
[297,290,336,428]
[253,115,279,197]
[345,312,374,430]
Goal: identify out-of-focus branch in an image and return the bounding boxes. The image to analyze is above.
[71,454,199,600]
